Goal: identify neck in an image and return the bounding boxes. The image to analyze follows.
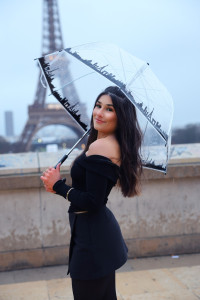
[97,132,108,139]
[97,132,115,140]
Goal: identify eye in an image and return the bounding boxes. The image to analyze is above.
[95,103,101,108]
[107,107,113,112]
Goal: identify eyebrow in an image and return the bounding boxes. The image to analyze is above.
[97,100,114,106]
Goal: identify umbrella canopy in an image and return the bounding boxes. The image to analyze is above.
[37,42,173,172]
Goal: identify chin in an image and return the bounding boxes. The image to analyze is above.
[94,123,102,130]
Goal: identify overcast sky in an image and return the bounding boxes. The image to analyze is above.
[0,0,200,137]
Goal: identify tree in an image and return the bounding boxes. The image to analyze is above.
[0,136,11,154]
[172,123,200,144]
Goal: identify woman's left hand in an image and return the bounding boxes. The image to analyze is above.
[40,164,62,193]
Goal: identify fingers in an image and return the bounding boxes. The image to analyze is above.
[40,165,62,193]
[41,176,48,183]
[45,186,56,193]
[44,186,56,194]
[41,170,53,180]
[40,176,50,186]
[43,166,59,177]
[56,163,61,172]
[42,180,56,193]
[42,166,54,175]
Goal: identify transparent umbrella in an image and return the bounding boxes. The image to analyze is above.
[37,42,173,172]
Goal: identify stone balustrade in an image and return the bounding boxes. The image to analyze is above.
[0,144,199,271]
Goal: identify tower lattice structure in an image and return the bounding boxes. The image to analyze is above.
[18,0,85,152]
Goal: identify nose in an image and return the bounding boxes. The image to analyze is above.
[96,108,103,117]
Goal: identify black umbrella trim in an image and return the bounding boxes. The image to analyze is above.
[38,56,88,131]
[65,48,168,142]
[142,160,166,173]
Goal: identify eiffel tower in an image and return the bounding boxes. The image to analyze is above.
[18,0,86,152]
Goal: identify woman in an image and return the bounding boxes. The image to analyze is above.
[41,86,142,300]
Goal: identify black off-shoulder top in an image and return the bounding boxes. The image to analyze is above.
[53,152,120,213]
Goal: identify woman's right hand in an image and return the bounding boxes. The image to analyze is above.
[40,163,62,193]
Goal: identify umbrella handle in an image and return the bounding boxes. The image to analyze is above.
[54,129,91,169]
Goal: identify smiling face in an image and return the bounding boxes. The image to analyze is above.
[93,94,118,139]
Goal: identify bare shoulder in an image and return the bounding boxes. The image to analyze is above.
[86,137,121,166]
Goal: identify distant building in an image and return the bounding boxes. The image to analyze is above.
[5,111,14,137]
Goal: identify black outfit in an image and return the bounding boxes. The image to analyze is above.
[72,272,117,300]
[53,153,128,299]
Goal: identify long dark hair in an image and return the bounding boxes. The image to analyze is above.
[84,86,143,197]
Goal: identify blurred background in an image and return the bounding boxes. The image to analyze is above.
[0,0,199,154]
[0,1,200,282]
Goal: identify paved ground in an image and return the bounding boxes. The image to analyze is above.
[0,254,200,300]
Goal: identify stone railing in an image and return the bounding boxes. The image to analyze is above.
[0,144,199,271]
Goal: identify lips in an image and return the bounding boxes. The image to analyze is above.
[95,118,105,124]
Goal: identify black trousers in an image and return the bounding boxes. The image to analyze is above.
[71,272,117,300]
